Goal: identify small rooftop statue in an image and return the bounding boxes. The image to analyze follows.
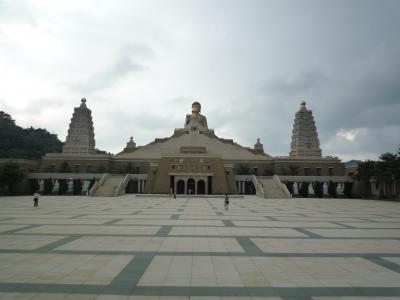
[184,101,208,130]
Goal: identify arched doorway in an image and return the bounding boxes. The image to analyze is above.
[187,178,195,194]
[126,180,138,193]
[177,180,185,194]
[197,180,206,195]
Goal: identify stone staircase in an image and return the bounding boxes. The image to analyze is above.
[257,176,290,199]
[94,175,125,197]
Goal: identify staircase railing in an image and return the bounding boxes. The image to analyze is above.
[88,173,109,197]
[114,174,130,196]
[252,175,265,198]
[273,175,291,198]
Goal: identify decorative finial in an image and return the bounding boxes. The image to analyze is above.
[300,100,306,107]
[257,138,260,143]
[81,98,87,103]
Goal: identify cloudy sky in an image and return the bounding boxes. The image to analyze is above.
[0,0,399,160]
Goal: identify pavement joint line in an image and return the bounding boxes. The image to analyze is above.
[103,218,123,225]
[236,237,264,256]
[34,235,82,252]
[330,221,356,229]
[222,220,235,227]
[108,254,154,290]
[1,224,42,234]
[265,216,279,221]
[358,218,378,222]
[4,232,400,240]
[131,211,142,215]
[281,296,313,300]
[68,214,87,219]
[156,225,173,236]
[1,248,400,257]
[364,257,400,273]
[216,212,223,216]
[0,284,399,296]
[170,214,180,220]
[293,227,324,238]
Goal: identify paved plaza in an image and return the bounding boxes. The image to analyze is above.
[0,195,400,299]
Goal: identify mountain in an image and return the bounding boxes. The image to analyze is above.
[0,111,63,159]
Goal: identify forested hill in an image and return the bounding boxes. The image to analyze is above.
[0,111,63,159]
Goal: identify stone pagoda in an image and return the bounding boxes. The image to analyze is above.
[289,100,322,157]
[63,98,96,154]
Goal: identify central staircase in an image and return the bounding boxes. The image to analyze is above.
[94,175,125,197]
[256,176,291,199]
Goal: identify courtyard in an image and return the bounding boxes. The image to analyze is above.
[0,195,399,300]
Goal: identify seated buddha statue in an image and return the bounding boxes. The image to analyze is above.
[184,101,208,130]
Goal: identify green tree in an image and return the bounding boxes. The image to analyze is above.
[344,181,353,198]
[125,162,134,173]
[328,181,337,198]
[0,163,24,194]
[285,181,294,194]
[73,179,82,195]
[313,181,323,198]
[58,179,68,195]
[299,182,309,198]
[59,162,71,173]
[289,165,299,175]
[0,111,63,159]
[43,179,53,195]
[29,179,40,194]
[236,164,251,175]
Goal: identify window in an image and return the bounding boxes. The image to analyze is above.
[316,168,322,176]
[304,168,311,176]
[73,164,80,173]
[253,167,258,175]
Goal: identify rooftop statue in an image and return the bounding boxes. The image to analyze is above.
[184,101,208,130]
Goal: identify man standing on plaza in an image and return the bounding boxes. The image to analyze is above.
[33,191,40,207]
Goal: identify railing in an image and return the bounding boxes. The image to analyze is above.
[273,175,291,198]
[114,174,130,196]
[251,175,265,198]
[277,175,353,182]
[88,173,109,197]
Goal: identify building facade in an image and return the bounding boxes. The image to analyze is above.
[24,99,347,197]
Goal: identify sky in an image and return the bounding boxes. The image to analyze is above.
[0,0,399,161]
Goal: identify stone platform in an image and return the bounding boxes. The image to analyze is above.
[0,195,400,299]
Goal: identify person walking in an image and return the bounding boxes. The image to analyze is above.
[33,191,40,207]
[224,193,230,211]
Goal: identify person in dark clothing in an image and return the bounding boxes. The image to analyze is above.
[33,192,40,207]
[224,194,230,211]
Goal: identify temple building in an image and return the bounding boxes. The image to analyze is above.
[30,99,347,198]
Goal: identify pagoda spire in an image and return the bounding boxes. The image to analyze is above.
[289,100,322,157]
[63,98,96,154]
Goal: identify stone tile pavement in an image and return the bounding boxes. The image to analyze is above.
[0,195,400,299]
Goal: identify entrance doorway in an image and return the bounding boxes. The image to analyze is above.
[197,180,206,194]
[126,180,138,193]
[177,180,185,194]
[187,178,195,194]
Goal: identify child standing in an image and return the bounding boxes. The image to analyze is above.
[224,194,230,211]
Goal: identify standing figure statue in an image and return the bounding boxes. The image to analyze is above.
[185,101,208,130]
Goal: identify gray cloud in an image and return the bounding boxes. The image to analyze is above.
[0,0,399,160]
[70,55,147,94]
